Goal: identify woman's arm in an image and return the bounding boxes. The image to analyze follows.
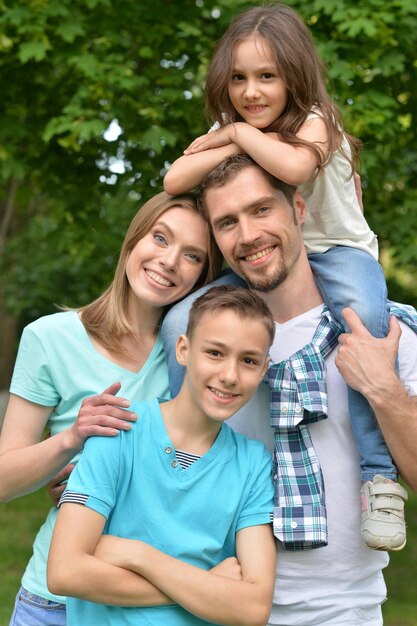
[94,524,276,626]
[47,503,173,606]
[0,383,136,502]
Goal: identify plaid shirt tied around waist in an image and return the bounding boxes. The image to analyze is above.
[267,301,417,551]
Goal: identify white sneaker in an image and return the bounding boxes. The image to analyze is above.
[360,475,408,551]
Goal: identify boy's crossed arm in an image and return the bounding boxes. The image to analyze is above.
[48,502,276,626]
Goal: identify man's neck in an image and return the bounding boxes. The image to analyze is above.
[259,259,323,324]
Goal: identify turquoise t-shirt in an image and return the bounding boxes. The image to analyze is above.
[65,398,274,625]
[9,310,169,602]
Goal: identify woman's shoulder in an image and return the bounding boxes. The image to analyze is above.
[23,310,81,342]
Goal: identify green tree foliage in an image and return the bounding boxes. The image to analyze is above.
[1,0,416,325]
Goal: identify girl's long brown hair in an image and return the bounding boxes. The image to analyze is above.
[206,3,361,177]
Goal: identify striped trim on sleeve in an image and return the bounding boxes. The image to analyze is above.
[58,491,89,508]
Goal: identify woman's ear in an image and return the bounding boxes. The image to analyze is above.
[176,334,190,366]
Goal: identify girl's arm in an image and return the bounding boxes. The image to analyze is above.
[47,503,173,606]
[176,116,329,189]
[0,383,136,502]
[94,524,276,626]
[164,141,242,195]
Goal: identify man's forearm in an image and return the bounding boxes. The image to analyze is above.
[364,374,417,490]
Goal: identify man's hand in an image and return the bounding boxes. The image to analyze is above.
[335,307,401,395]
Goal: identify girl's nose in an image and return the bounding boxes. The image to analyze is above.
[244,80,260,99]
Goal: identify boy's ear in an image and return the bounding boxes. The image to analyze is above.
[176,334,190,366]
[260,355,270,381]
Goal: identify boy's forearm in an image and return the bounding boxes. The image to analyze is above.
[113,537,274,626]
[48,551,173,607]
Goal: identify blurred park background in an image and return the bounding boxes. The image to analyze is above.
[0,0,416,623]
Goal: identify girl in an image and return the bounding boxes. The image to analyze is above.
[163,3,404,552]
[0,191,222,626]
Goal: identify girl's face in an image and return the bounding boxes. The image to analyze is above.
[126,207,209,309]
[228,35,288,130]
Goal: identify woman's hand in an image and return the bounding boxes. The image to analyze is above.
[67,382,138,451]
[46,463,75,506]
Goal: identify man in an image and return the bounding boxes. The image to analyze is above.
[161,154,417,625]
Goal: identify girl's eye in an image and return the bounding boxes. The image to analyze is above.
[231,73,245,81]
[153,232,167,245]
[261,72,274,79]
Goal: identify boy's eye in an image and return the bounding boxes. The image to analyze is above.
[207,349,221,357]
[243,357,258,366]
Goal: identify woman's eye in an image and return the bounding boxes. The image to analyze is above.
[185,253,202,264]
[153,232,167,245]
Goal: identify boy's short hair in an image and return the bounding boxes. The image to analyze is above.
[186,285,275,347]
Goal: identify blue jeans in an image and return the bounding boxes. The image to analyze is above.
[162,248,396,481]
[9,587,66,626]
[309,246,396,481]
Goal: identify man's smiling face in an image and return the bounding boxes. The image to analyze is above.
[206,166,305,292]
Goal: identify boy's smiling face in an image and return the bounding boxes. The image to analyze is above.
[176,308,270,423]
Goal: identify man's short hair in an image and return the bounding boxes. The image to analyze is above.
[186,284,275,347]
[198,154,297,218]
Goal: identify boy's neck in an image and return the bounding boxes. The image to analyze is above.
[160,392,222,456]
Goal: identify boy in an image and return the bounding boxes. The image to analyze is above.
[47,285,276,626]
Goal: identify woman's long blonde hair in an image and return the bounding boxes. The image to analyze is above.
[79,191,222,354]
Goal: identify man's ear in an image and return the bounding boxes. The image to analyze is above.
[176,334,190,366]
[293,190,307,226]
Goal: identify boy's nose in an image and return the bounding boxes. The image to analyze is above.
[219,360,238,386]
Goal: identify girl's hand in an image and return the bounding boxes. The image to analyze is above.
[184,125,237,154]
[68,382,137,450]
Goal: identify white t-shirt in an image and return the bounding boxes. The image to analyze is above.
[227,304,417,626]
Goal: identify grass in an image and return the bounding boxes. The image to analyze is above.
[1,488,416,625]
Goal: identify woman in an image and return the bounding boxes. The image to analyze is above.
[0,190,222,626]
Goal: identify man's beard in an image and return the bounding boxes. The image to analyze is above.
[244,264,289,292]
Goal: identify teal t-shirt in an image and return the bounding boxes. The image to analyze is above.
[65,398,274,625]
[9,310,169,602]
